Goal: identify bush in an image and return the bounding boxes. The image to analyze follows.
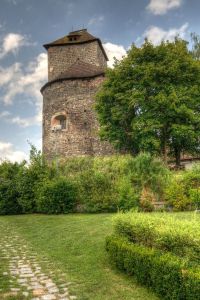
[165,180,191,211]
[189,188,200,209]
[106,235,200,300]
[0,161,23,215]
[17,146,55,213]
[165,164,200,211]
[36,177,77,214]
[113,213,200,263]
[116,177,139,211]
[130,153,170,200]
[76,169,117,212]
[60,155,140,213]
[139,187,155,212]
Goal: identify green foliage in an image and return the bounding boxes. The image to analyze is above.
[165,180,191,211]
[113,213,200,263]
[139,191,155,212]
[116,177,139,211]
[189,188,200,209]
[60,155,140,212]
[130,152,170,199]
[0,161,23,215]
[96,39,200,165]
[16,144,53,213]
[36,177,77,214]
[106,212,200,299]
[106,235,200,300]
[76,169,117,212]
[165,164,200,211]
[1,143,199,215]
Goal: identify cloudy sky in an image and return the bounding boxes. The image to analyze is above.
[0,0,199,162]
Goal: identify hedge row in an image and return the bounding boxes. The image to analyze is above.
[106,235,200,300]
[113,213,200,262]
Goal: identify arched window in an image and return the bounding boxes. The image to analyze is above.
[51,113,67,130]
[55,115,66,129]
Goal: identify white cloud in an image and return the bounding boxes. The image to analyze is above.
[0,52,47,125]
[103,42,127,67]
[0,33,30,59]
[146,0,182,15]
[0,63,21,87]
[0,110,11,118]
[10,115,41,128]
[143,23,188,45]
[0,141,27,163]
[88,15,104,26]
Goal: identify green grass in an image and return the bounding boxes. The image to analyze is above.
[0,213,159,300]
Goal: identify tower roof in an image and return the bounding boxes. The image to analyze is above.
[43,29,108,61]
[40,60,105,93]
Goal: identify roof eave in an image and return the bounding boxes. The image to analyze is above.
[40,73,105,94]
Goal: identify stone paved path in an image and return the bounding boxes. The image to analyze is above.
[0,225,77,300]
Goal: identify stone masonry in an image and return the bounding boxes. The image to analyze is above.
[41,29,114,160]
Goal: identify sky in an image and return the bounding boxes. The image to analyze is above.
[0,0,200,162]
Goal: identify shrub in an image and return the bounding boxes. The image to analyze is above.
[130,152,170,200]
[189,188,200,209]
[116,177,139,211]
[113,213,200,263]
[76,169,117,212]
[139,187,155,212]
[164,164,200,211]
[164,180,191,211]
[0,161,23,215]
[36,177,77,214]
[106,235,200,300]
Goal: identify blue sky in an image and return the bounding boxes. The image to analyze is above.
[0,0,199,161]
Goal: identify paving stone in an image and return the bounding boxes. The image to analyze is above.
[45,282,55,288]
[3,271,8,275]
[32,288,46,296]
[0,232,76,300]
[17,278,28,283]
[41,295,57,300]
[10,287,20,292]
[48,286,59,293]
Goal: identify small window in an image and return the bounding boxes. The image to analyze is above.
[55,115,66,129]
[51,114,67,130]
[69,36,77,41]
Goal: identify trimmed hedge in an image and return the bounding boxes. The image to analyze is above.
[113,213,200,262]
[106,235,200,300]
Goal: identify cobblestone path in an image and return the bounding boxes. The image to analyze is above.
[0,224,77,300]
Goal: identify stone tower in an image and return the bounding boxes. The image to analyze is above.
[41,29,113,160]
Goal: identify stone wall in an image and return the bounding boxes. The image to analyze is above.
[48,41,107,81]
[42,76,114,160]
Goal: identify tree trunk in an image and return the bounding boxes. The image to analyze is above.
[175,148,181,167]
[162,139,167,163]
[161,126,168,164]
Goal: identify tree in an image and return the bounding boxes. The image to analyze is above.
[96,38,200,166]
[191,33,200,60]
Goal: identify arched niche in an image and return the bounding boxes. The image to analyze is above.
[51,112,67,130]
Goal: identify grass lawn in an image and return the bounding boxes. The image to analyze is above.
[0,213,160,300]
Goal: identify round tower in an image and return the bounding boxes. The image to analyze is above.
[41,29,114,160]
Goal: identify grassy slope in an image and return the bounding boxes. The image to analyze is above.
[0,214,159,300]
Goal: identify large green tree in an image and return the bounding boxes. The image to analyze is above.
[96,38,200,166]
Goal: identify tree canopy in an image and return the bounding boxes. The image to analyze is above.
[95,38,200,165]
